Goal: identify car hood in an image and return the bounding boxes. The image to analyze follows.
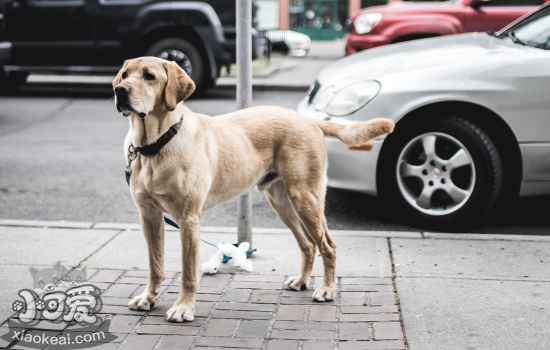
[318,33,530,88]
[353,1,459,16]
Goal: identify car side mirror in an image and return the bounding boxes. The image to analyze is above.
[470,0,493,9]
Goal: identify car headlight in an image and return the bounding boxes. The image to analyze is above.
[326,81,381,117]
[354,13,382,35]
[315,86,335,111]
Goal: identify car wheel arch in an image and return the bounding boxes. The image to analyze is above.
[378,101,522,205]
[136,26,215,81]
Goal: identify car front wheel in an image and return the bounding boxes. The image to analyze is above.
[378,116,503,230]
[145,38,210,94]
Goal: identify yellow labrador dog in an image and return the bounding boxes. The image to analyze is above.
[113,57,394,322]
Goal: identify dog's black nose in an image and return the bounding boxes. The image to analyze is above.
[115,84,131,96]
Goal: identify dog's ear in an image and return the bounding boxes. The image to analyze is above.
[112,60,129,89]
[164,60,195,111]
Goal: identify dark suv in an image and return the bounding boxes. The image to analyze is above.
[0,0,262,93]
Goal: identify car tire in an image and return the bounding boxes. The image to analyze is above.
[0,71,29,92]
[145,38,210,95]
[377,116,503,231]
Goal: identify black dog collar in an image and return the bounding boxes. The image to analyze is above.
[133,115,183,156]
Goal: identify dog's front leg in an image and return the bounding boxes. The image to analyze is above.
[128,206,165,311]
[166,214,200,322]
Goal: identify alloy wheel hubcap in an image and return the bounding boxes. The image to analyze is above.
[396,132,476,216]
[158,50,192,76]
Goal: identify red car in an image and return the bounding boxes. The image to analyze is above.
[346,0,545,55]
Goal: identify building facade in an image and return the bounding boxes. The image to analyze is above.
[256,0,389,40]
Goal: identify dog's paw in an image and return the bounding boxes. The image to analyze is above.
[166,302,195,322]
[128,293,156,311]
[312,285,335,302]
[284,276,309,291]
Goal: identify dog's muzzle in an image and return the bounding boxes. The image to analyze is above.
[115,84,146,119]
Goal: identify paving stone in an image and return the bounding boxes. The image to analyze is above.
[342,285,394,292]
[341,278,393,285]
[237,320,270,338]
[341,306,399,314]
[120,334,161,349]
[28,320,67,331]
[250,290,280,304]
[85,268,99,280]
[102,284,140,298]
[281,297,334,305]
[372,322,403,340]
[230,282,282,290]
[108,315,141,333]
[203,318,238,337]
[270,329,334,340]
[117,276,173,286]
[340,314,400,322]
[212,310,272,320]
[157,335,195,350]
[0,327,16,348]
[223,289,252,302]
[218,302,276,312]
[90,282,112,290]
[308,305,336,322]
[124,270,178,278]
[233,275,286,282]
[141,315,207,326]
[281,289,313,297]
[267,339,299,350]
[273,321,334,331]
[195,294,221,302]
[198,287,224,294]
[303,340,334,350]
[91,270,125,283]
[339,322,371,341]
[196,337,264,348]
[341,292,366,305]
[100,305,147,315]
[137,324,200,336]
[370,292,396,306]
[339,340,406,350]
[275,305,305,321]
[201,274,231,288]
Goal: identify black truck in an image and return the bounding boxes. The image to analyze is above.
[0,0,262,93]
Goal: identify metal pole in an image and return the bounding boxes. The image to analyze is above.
[236,0,253,248]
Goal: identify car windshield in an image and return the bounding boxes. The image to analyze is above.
[498,4,550,49]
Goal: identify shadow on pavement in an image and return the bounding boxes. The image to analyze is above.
[326,187,550,235]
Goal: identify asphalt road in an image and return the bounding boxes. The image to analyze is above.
[1,85,549,235]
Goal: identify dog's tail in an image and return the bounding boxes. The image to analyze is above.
[314,118,395,146]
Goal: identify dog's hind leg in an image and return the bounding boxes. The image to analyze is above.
[128,205,165,311]
[286,184,337,302]
[266,180,317,291]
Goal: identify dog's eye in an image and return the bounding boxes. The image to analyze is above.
[144,72,155,81]
[121,72,127,79]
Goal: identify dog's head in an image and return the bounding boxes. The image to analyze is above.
[112,57,195,119]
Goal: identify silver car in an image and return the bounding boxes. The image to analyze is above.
[297,4,550,229]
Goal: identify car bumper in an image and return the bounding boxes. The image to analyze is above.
[346,33,390,55]
[297,97,381,196]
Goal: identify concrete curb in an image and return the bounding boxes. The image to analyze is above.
[1,219,549,242]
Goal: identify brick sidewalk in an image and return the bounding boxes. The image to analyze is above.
[2,270,407,350]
